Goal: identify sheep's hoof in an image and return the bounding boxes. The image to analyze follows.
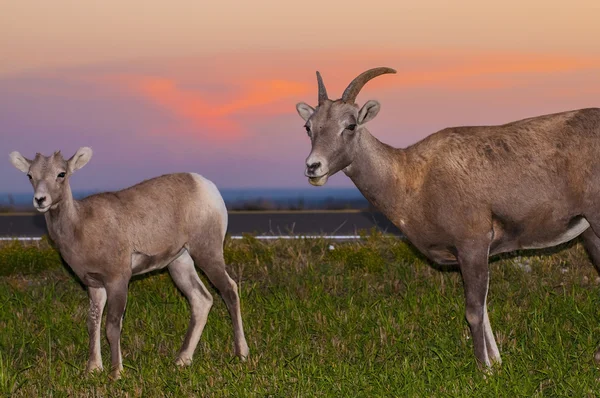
[109,367,122,380]
[482,365,495,378]
[475,358,493,376]
[479,359,502,378]
[175,356,192,367]
[236,343,249,361]
[85,362,103,374]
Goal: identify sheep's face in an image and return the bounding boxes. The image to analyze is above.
[295,68,394,187]
[296,100,362,186]
[9,147,93,213]
[296,99,382,186]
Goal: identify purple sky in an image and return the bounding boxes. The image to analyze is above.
[3,2,600,194]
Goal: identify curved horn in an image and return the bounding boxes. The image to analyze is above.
[316,71,328,105]
[341,67,396,103]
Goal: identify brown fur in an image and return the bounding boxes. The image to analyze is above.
[297,67,600,368]
[9,148,249,379]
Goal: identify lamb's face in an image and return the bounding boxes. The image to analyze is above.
[26,153,70,212]
[9,147,93,213]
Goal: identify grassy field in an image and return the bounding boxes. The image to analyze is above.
[1,233,600,397]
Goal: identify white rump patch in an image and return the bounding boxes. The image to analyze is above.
[190,173,228,237]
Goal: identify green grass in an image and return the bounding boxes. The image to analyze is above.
[1,233,600,396]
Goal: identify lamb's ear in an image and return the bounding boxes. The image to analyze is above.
[68,147,93,173]
[9,151,32,173]
[357,100,381,125]
[296,102,315,121]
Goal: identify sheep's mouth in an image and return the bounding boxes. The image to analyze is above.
[35,204,51,213]
[308,174,329,186]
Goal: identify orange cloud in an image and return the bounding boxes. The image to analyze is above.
[111,75,310,141]
[96,49,600,142]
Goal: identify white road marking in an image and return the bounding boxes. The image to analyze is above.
[1,235,387,241]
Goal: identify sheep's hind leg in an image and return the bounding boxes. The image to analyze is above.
[168,251,214,366]
[580,226,600,363]
[190,248,249,361]
[105,278,129,380]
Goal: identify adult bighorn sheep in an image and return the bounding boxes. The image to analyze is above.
[296,67,600,368]
[9,148,249,379]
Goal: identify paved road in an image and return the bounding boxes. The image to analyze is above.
[0,211,402,238]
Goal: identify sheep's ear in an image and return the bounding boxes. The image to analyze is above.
[357,100,381,125]
[68,147,93,173]
[9,151,32,173]
[296,102,315,121]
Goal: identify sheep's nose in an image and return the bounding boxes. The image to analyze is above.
[306,162,321,175]
[35,196,46,206]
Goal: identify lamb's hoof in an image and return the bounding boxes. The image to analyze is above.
[480,359,501,378]
[475,359,494,377]
[236,343,249,362]
[594,349,600,364]
[481,365,492,378]
[109,368,122,380]
[85,362,103,374]
[175,356,192,367]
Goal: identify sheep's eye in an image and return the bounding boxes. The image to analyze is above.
[27,174,32,180]
[305,125,311,136]
[57,172,66,178]
[346,124,357,131]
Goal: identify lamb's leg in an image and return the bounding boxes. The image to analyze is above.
[457,241,500,368]
[190,249,249,360]
[105,278,129,380]
[168,251,213,366]
[86,287,107,373]
[580,226,600,362]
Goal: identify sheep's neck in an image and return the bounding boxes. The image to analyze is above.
[44,184,80,246]
[343,130,413,223]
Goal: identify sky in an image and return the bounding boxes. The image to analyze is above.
[2,0,600,193]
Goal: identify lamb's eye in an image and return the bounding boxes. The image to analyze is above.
[27,174,32,180]
[57,172,66,178]
[346,124,356,131]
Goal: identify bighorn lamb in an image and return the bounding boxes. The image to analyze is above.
[296,67,600,368]
[9,148,249,379]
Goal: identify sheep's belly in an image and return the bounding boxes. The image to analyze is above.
[131,248,186,275]
[520,218,590,250]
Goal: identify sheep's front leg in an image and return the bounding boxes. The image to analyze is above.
[86,287,107,373]
[457,242,501,368]
[105,279,129,380]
